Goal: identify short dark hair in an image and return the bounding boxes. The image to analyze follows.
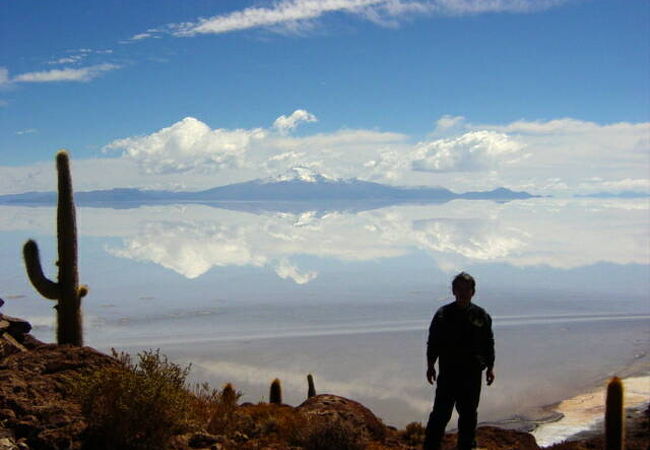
[452,272,475,291]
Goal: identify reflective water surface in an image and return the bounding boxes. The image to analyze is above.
[0,198,648,428]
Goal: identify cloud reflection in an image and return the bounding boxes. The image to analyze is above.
[1,198,647,284]
[97,199,648,282]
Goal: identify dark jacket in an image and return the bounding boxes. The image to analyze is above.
[427,302,495,372]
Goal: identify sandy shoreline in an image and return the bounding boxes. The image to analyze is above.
[530,374,650,447]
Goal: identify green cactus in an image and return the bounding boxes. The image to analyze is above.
[270,378,282,404]
[307,373,316,398]
[23,150,87,346]
[605,376,624,450]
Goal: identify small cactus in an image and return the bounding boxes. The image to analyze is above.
[270,378,282,404]
[605,377,624,450]
[23,150,87,346]
[307,373,316,398]
[222,383,237,406]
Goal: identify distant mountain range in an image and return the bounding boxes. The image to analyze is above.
[0,176,537,208]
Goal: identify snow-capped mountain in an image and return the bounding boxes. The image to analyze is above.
[0,168,536,205]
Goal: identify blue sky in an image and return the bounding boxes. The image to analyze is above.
[0,0,648,195]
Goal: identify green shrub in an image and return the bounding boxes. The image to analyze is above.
[75,349,197,450]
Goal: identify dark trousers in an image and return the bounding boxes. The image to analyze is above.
[423,368,482,450]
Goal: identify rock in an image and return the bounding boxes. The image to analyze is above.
[188,432,223,448]
[298,394,386,441]
[0,437,18,450]
[474,426,540,449]
[0,409,16,420]
[0,344,119,450]
[0,315,32,338]
[231,431,249,443]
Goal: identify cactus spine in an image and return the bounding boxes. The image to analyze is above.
[605,377,624,450]
[307,373,316,398]
[270,378,282,404]
[23,150,87,346]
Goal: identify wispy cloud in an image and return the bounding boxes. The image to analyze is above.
[15,128,38,136]
[46,49,114,66]
[170,0,384,37]
[10,63,121,83]
[161,0,568,38]
[130,32,154,41]
[47,56,85,65]
[0,68,9,85]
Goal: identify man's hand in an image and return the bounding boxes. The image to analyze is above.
[426,366,437,384]
[486,368,495,386]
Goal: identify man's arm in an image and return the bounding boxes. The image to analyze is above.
[484,313,495,385]
[426,311,441,384]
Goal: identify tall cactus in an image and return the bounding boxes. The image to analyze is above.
[270,378,282,404]
[307,373,316,398]
[23,150,87,346]
[605,376,624,450]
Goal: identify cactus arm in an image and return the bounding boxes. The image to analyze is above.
[23,240,60,300]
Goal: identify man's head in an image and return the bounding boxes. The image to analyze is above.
[452,272,475,303]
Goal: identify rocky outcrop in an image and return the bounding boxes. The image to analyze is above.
[0,308,33,358]
[298,394,387,442]
[0,313,118,450]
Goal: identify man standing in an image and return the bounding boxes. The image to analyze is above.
[423,272,495,450]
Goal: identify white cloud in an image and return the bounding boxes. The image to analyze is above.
[274,259,318,284]
[434,114,465,131]
[130,32,153,41]
[104,114,408,181]
[0,113,646,197]
[47,55,85,65]
[11,64,121,83]
[171,0,385,36]
[435,0,568,15]
[411,130,525,172]
[578,178,650,194]
[104,117,266,174]
[273,109,318,133]
[162,0,566,38]
[107,220,268,279]
[16,128,38,136]
[0,67,9,85]
[15,197,639,283]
